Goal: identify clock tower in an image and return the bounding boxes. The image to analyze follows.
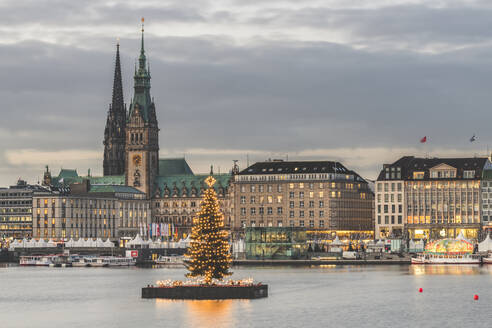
[125,18,159,196]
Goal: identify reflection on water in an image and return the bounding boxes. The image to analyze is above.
[409,264,482,275]
[185,300,235,328]
[155,299,250,328]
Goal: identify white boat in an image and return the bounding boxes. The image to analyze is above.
[71,256,89,267]
[484,254,492,264]
[106,256,136,267]
[411,253,481,264]
[85,256,136,267]
[155,255,184,265]
[20,255,56,266]
[86,257,109,267]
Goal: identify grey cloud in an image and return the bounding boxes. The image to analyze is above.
[2,1,492,185]
[0,0,208,27]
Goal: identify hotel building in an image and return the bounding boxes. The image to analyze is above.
[233,160,374,240]
[376,156,488,241]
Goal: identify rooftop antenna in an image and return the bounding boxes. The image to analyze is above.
[247,154,250,167]
[286,154,289,161]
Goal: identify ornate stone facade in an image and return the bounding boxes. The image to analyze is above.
[125,24,159,196]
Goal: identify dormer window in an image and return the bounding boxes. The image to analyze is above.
[413,172,425,179]
[464,170,475,179]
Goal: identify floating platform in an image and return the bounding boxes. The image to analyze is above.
[142,284,268,300]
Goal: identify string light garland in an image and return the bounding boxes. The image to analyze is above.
[183,175,232,285]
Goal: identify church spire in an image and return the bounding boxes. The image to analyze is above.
[112,39,125,115]
[103,39,127,176]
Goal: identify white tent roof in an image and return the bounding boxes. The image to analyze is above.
[127,234,146,246]
[73,238,85,247]
[65,238,75,247]
[331,235,344,246]
[479,234,492,252]
[103,239,114,247]
[376,239,385,246]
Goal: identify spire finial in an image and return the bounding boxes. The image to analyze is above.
[140,17,145,55]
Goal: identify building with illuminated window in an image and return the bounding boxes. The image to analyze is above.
[32,182,150,242]
[480,161,492,234]
[233,160,374,241]
[376,156,489,241]
[0,180,45,240]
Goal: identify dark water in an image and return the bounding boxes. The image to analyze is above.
[0,264,491,328]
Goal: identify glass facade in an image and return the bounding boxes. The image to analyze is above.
[245,227,308,259]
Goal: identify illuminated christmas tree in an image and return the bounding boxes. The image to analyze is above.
[184,175,232,284]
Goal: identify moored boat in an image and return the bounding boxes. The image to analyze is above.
[20,255,57,266]
[484,254,492,264]
[155,255,184,266]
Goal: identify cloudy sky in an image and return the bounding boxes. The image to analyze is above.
[2,0,492,186]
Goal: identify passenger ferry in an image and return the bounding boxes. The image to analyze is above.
[86,256,136,267]
[71,256,89,267]
[155,255,184,266]
[484,254,492,264]
[411,253,481,264]
[20,255,57,266]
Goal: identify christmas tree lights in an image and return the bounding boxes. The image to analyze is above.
[184,175,232,284]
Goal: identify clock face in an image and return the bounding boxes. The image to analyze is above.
[133,154,142,166]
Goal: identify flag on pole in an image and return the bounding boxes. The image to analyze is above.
[420,136,427,143]
[470,134,477,142]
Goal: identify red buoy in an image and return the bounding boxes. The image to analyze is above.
[474,295,479,301]
[419,288,423,293]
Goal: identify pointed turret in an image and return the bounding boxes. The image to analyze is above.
[128,17,156,124]
[125,18,160,197]
[112,41,125,117]
[103,40,127,176]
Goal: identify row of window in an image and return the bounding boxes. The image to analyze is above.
[377,193,402,203]
[240,182,365,193]
[377,204,403,214]
[377,215,403,225]
[241,219,326,228]
[240,207,325,218]
[377,182,402,192]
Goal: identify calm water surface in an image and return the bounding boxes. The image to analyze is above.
[1,264,491,328]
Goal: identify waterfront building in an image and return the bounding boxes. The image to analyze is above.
[151,159,233,240]
[233,160,374,240]
[245,227,307,259]
[0,180,46,240]
[376,156,488,241]
[480,161,492,234]
[32,181,150,243]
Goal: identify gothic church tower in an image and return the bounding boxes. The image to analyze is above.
[125,19,159,196]
[103,42,127,176]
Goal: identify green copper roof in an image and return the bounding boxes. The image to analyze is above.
[128,25,155,123]
[89,185,144,194]
[155,174,231,197]
[52,174,125,187]
[159,158,194,176]
[58,169,78,179]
